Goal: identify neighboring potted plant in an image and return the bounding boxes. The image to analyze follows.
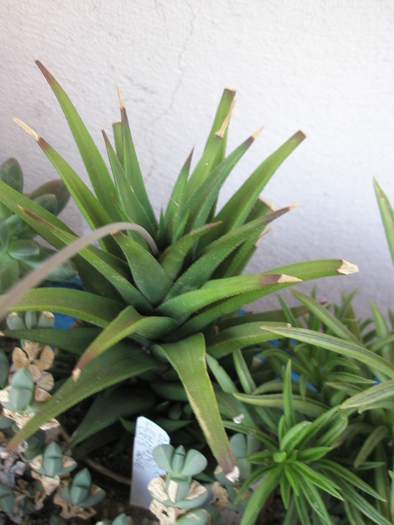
[0,156,76,295]
[0,62,364,524]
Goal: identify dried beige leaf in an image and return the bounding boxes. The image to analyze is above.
[23,341,41,361]
[337,260,359,275]
[31,470,60,495]
[183,480,208,502]
[211,482,230,510]
[150,499,184,525]
[0,387,10,403]
[29,364,42,382]
[34,387,52,403]
[259,274,302,286]
[36,371,54,392]
[147,476,168,502]
[37,345,54,370]
[12,347,29,369]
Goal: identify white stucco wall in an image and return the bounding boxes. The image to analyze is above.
[1,0,394,320]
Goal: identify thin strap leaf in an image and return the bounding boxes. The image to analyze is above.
[117,85,157,234]
[73,305,177,378]
[35,61,119,221]
[156,333,238,482]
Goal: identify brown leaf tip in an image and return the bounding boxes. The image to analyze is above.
[292,130,307,143]
[252,125,265,140]
[337,260,359,275]
[215,97,236,139]
[116,83,125,109]
[225,465,240,483]
[13,118,40,142]
[72,368,81,381]
[35,61,56,85]
[260,274,302,286]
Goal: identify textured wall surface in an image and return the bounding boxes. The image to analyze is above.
[1,0,394,319]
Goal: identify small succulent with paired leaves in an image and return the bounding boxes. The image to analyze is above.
[149,444,211,524]
[54,467,106,520]
[0,157,76,294]
[30,442,77,479]
[0,61,357,482]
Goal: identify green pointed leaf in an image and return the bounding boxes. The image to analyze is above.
[35,61,119,221]
[216,204,294,278]
[206,354,260,430]
[19,131,119,255]
[7,342,159,451]
[158,273,301,324]
[167,214,276,299]
[374,178,394,268]
[240,465,283,525]
[101,126,156,236]
[260,326,394,379]
[206,321,289,359]
[112,121,124,167]
[296,447,332,462]
[353,426,389,468]
[21,210,152,310]
[183,133,256,234]
[177,259,353,336]
[340,379,394,411]
[292,462,343,500]
[206,130,306,245]
[300,477,335,524]
[283,360,296,428]
[155,333,238,481]
[113,231,173,305]
[290,289,360,344]
[74,305,176,374]
[331,475,392,525]
[315,459,386,500]
[280,421,313,454]
[159,222,221,281]
[5,288,124,327]
[163,149,193,244]
[186,88,235,198]
[118,90,157,234]
[234,392,328,418]
[233,349,255,394]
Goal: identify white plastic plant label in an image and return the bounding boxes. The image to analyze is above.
[130,416,170,509]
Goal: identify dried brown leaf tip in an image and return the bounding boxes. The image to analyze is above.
[337,260,359,275]
[260,274,302,286]
[215,97,237,139]
[35,60,56,85]
[13,118,40,142]
[116,83,125,110]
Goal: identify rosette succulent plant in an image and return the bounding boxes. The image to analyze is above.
[0,157,76,294]
[0,61,357,483]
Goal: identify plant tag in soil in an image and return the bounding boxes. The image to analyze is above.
[130,416,170,509]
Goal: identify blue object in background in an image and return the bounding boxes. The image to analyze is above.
[48,277,82,329]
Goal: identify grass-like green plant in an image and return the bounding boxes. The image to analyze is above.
[0,61,357,482]
[219,181,394,524]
